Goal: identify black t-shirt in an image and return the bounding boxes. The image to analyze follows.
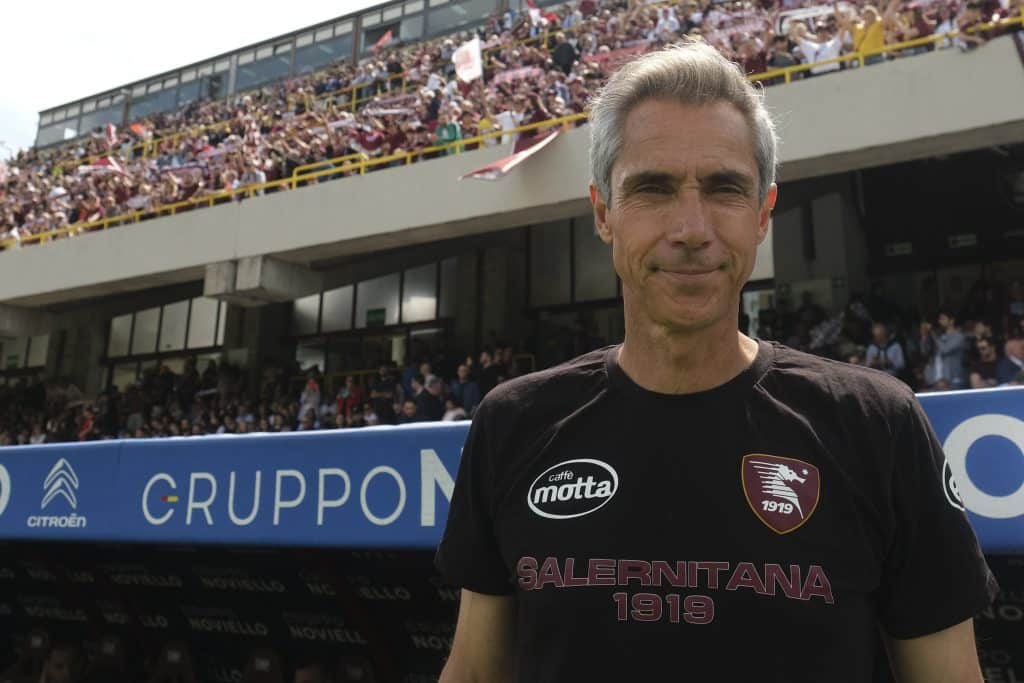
[436,341,997,682]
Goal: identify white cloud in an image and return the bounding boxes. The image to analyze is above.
[0,0,379,156]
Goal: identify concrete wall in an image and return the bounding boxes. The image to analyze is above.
[4,37,1024,308]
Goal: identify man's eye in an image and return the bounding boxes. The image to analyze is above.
[714,185,744,194]
[637,185,669,194]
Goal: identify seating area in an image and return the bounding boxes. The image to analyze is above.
[1,0,1014,250]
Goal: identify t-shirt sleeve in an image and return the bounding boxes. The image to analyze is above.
[434,400,515,595]
[876,395,999,639]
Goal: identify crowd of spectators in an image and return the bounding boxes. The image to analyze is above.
[753,267,1024,391]
[2,0,1014,246]
[0,345,520,446]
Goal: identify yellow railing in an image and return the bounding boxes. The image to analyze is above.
[2,114,582,249]
[6,15,1021,250]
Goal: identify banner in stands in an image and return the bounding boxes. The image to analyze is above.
[0,389,1021,551]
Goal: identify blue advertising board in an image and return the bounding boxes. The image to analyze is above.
[0,388,1021,552]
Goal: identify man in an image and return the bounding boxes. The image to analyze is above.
[415,375,446,422]
[437,42,995,683]
[370,364,400,425]
[969,337,1000,388]
[996,338,1024,385]
[865,322,906,378]
[449,364,482,416]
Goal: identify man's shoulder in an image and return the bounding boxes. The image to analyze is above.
[476,347,613,420]
[765,342,916,413]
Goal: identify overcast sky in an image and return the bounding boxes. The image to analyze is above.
[0,0,380,158]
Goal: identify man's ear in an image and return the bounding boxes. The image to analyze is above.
[590,183,613,245]
[757,183,778,245]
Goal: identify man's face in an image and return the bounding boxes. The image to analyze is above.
[402,401,418,418]
[938,313,953,330]
[872,324,888,345]
[977,340,996,362]
[590,100,775,334]
[457,364,469,381]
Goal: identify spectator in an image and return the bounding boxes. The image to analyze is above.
[997,338,1024,384]
[552,32,579,75]
[415,375,446,421]
[969,337,1000,388]
[335,376,364,422]
[449,363,482,416]
[921,311,968,389]
[443,398,468,421]
[396,399,419,424]
[370,364,400,424]
[865,322,906,377]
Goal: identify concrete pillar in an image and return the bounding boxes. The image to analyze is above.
[452,252,479,357]
[205,256,323,307]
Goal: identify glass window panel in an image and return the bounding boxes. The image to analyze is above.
[216,303,227,346]
[275,42,292,55]
[215,59,230,72]
[293,294,321,335]
[315,27,333,41]
[188,297,219,349]
[108,314,133,357]
[82,101,96,113]
[336,21,353,34]
[356,273,400,329]
[164,77,178,87]
[384,6,403,20]
[36,124,69,147]
[2,337,27,369]
[198,64,213,76]
[160,357,187,376]
[256,45,273,59]
[147,82,162,93]
[363,11,381,25]
[111,363,138,393]
[427,0,494,34]
[235,55,292,91]
[196,353,222,374]
[297,32,314,47]
[176,81,200,106]
[132,84,146,96]
[181,69,196,82]
[77,106,121,137]
[296,338,326,374]
[131,307,160,355]
[321,285,354,332]
[440,257,457,318]
[363,24,399,53]
[67,104,80,116]
[27,335,49,368]
[238,51,255,65]
[530,221,571,307]
[159,300,189,352]
[430,0,448,6]
[113,92,125,104]
[295,34,353,74]
[52,109,66,122]
[402,264,437,323]
[40,112,52,125]
[402,14,424,40]
[406,0,424,12]
[129,88,178,120]
[573,216,617,301]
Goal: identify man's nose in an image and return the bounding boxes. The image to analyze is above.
[665,188,712,248]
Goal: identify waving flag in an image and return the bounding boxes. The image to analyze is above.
[459,128,561,181]
[372,30,394,53]
[452,37,483,82]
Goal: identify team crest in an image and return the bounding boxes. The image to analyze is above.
[741,454,820,534]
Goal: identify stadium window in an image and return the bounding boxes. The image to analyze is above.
[52,109,65,122]
[39,112,52,125]
[255,45,273,60]
[363,23,400,53]
[321,285,354,333]
[27,335,49,368]
[336,21,353,34]
[296,338,326,374]
[66,103,80,116]
[81,101,95,113]
[164,76,178,88]
[297,32,314,47]
[530,221,572,307]
[430,0,448,6]
[295,34,353,74]
[315,27,333,42]
[402,264,438,324]
[405,0,424,12]
[159,301,189,352]
[402,15,424,39]
[1,337,28,370]
[274,41,292,55]
[573,215,617,302]
[77,106,120,137]
[146,82,162,93]
[176,80,201,106]
[36,123,67,146]
[293,294,321,336]
[363,11,382,26]
[108,314,133,358]
[215,59,230,72]
[238,51,255,66]
[180,69,196,82]
[187,297,220,349]
[384,6,403,21]
[427,0,495,35]
[439,257,456,318]
[235,53,292,91]
[131,84,146,97]
[129,87,178,120]
[356,274,400,329]
[99,96,113,107]
[131,308,160,356]
[197,64,213,77]
[112,92,125,104]
[110,363,138,392]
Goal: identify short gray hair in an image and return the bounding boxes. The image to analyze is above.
[588,40,778,206]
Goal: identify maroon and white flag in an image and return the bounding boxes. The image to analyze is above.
[105,123,118,148]
[458,128,560,181]
[741,454,820,534]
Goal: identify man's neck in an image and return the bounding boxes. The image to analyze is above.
[616,314,759,395]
